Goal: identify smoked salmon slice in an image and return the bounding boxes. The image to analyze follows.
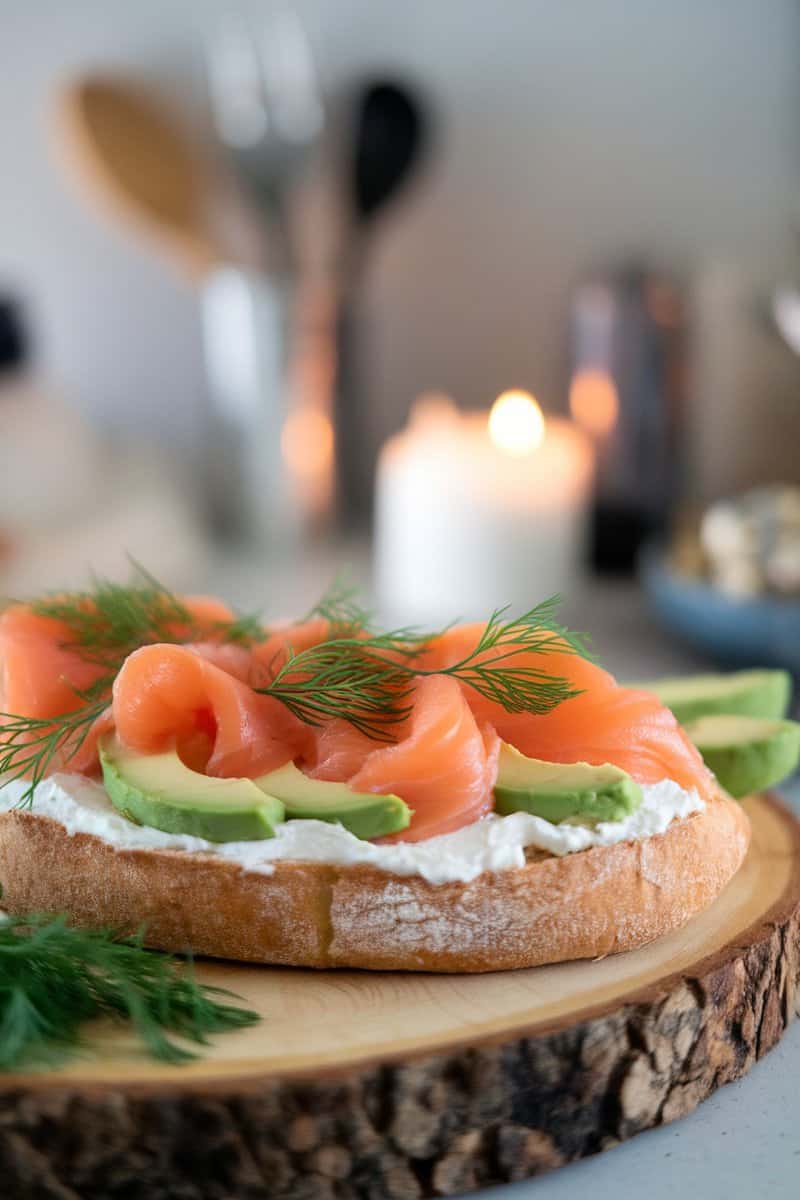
[181,596,238,626]
[66,642,254,777]
[0,606,109,721]
[489,687,713,797]
[112,643,312,779]
[418,623,713,797]
[309,675,499,842]
[0,605,112,776]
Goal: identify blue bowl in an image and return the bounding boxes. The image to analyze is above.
[639,544,800,674]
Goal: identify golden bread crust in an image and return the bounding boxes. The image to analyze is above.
[0,789,750,972]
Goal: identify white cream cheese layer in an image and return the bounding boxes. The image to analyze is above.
[0,774,705,886]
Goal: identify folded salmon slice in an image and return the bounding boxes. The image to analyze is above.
[0,606,112,775]
[112,643,312,778]
[419,623,714,797]
[309,675,499,842]
[0,606,109,721]
[62,643,255,777]
[491,689,714,796]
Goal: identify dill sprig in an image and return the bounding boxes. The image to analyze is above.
[265,631,419,739]
[0,911,259,1071]
[428,597,592,714]
[259,596,592,739]
[303,574,373,637]
[31,561,264,668]
[303,575,440,649]
[0,695,109,806]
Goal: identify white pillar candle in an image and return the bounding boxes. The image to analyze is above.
[374,392,593,624]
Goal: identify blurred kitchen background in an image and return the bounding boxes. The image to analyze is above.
[2,0,800,678]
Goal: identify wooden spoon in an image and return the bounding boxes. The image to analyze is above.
[53,76,251,285]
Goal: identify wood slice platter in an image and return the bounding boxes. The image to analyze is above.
[1,792,799,1199]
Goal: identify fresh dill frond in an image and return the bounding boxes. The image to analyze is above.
[0,697,109,809]
[260,597,593,738]
[303,574,373,637]
[264,632,416,739]
[32,572,191,668]
[31,563,263,668]
[426,597,594,714]
[0,914,259,1071]
[304,575,441,649]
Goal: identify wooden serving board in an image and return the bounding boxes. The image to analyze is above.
[1,792,799,1200]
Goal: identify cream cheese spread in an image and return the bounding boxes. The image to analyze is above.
[0,774,705,886]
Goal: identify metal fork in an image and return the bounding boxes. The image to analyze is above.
[205,6,325,274]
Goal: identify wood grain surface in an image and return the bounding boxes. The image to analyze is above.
[1,792,798,1199]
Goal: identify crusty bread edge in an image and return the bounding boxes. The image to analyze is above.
[0,789,750,972]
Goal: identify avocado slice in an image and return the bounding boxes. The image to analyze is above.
[99,735,285,843]
[253,761,411,839]
[493,743,642,824]
[684,714,800,798]
[630,669,791,725]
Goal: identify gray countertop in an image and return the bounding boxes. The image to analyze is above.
[204,546,799,1200]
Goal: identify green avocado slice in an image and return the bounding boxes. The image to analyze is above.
[253,761,411,840]
[99,735,285,843]
[493,743,642,824]
[683,714,800,798]
[630,669,791,725]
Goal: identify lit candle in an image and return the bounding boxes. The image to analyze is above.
[374,391,594,623]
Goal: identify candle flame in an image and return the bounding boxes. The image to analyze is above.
[488,390,545,456]
[569,368,619,437]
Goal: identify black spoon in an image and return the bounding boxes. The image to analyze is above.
[335,79,431,523]
[352,80,427,228]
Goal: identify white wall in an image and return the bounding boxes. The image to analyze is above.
[1,0,798,470]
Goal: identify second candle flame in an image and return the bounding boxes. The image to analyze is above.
[488,390,545,456]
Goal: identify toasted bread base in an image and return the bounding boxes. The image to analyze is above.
[0,790,749,972]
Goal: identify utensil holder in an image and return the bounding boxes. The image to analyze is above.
[202,267,339,548]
